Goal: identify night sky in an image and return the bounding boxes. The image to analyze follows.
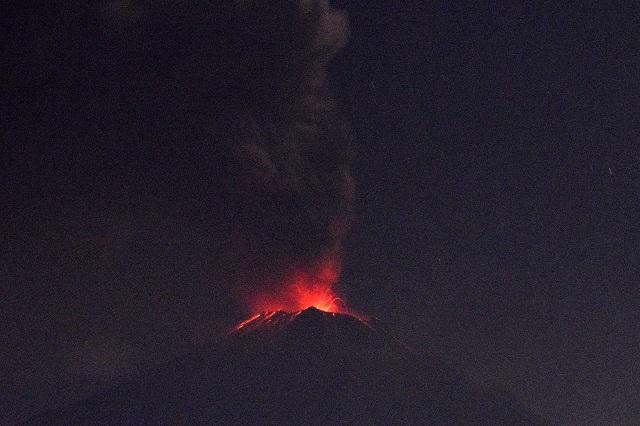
[3,2,640,425]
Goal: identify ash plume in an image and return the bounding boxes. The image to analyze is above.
[93,0,355,299]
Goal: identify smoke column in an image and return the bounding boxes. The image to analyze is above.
[228,0,354,314]
[220,1,355,314]
[95,0,355,314]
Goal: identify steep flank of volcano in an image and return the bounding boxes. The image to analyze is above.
[230,307,395,348]
[27,308,548,425]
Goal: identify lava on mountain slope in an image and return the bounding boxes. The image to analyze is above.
[232,307,368,334]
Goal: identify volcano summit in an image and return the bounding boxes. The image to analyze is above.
[28,308,547,425]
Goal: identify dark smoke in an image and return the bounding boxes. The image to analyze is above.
[96,0,354,286]
[3,1,353,416]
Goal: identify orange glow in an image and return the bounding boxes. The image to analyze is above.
[244,256,363,319]
[233,313,262,331]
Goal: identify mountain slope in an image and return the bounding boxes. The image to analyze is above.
[27,308,548,425]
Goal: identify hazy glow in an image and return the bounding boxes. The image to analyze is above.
[245,257,362,318]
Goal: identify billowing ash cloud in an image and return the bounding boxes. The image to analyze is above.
[90,0,355,307]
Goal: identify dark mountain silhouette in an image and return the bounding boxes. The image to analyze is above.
[26,308,548,425]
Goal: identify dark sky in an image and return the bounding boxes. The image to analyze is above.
[331,3,639,424]
[3,2,640,425]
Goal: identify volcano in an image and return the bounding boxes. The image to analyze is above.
[27,308,547,425]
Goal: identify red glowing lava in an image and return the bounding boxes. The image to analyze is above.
[244,257,363,320]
